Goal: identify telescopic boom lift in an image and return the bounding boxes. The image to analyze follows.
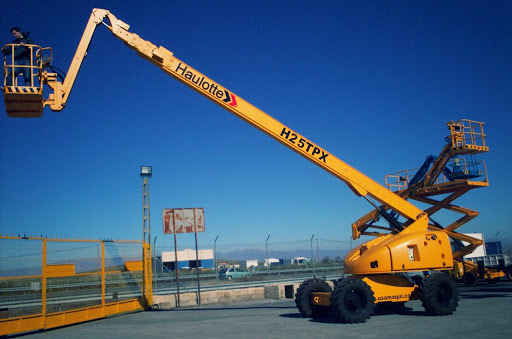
[3,8,486,323]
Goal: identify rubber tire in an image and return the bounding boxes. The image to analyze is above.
[411,275,425,300]
[295,278,332,318]
[505,268,512,281]
[330,278,376,323]
[226,275,232,281]
[421,273,459,316]
[462,271,478,287]
[334,277,344,287]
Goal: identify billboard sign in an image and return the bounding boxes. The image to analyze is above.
[163,208,205,234]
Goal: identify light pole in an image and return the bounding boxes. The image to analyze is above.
[316,237,319,267]
[140,166,152,245]
[140,166,152,303]
[153,236,157,294]
[214,235,219,289]
[310,234,315,277]
[266,235,270,284]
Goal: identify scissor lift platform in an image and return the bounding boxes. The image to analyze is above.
[352,119,490,260]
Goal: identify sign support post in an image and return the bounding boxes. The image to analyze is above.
[194,208,201,305]
[173,216,180,307]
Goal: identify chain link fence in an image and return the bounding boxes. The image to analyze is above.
[151,237,356,295]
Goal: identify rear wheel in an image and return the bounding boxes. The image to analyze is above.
[421,273,459,316]
[295,278,332,318]
[462,271,478,287]
[330,278,375,323]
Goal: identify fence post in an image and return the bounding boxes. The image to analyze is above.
[42,238,47,329]
[101,241,105,312]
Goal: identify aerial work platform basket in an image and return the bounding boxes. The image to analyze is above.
[2,43,50,118]
[385,119,489,192]
[447,119,488,155]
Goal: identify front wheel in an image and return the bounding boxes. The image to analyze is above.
[330,278,375,323]
[421,273,459,316]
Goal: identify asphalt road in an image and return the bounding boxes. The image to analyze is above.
[18,281,512,339]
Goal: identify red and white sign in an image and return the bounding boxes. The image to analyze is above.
[163,208,205,234]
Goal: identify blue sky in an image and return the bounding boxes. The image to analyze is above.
[1,0,511,252]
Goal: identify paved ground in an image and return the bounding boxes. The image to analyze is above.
[16,281,512,339]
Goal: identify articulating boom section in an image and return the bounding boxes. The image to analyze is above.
[2,9,456,276]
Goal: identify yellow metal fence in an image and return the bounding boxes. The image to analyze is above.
[0,235,152,336]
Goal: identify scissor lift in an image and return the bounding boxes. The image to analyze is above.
[352,119,500,284]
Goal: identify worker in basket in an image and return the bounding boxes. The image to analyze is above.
[2,27,35,86]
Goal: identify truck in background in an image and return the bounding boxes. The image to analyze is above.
[452,235,511,286]
[467,253,512,281]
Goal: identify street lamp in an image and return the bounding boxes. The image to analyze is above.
[140,165,152,244]
[311,234,315,277]
[266,235,270,284]
[495,232,500,254]
[214,235,219,289]
[140,165,152,303]
[140,166,152,178]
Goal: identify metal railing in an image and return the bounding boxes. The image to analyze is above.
[2,43,46,87]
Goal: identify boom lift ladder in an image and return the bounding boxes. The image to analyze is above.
[3,8,481,323]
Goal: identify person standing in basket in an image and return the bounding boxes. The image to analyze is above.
[2,27,35,86]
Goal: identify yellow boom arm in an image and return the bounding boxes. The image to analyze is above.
[98,9,424,224]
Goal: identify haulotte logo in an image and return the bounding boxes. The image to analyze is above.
[175,62,237,107]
